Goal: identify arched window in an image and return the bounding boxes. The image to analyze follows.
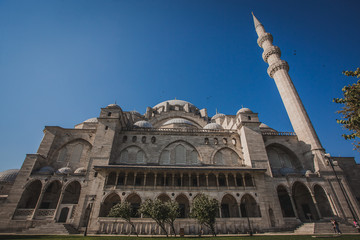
[160,150,170,165]
[175,145,186,164]
[190,150,198,165]
[266,145,302,176]
[57,148,68,162]
[214,148,242,166]
[214,151,223,165]
[120,150,129,163]
[157,194,171,202]
[136,150,145,164]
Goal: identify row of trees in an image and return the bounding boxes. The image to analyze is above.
[107,194,219,236]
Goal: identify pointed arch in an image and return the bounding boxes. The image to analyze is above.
[277,185,295,217]
[115,145,147,164]
[126,193,142,218]
[221,194,239,218]
[175,194,190,218]
[39,180,62,209]
[99,192,121,217]
[157,193,171,202]
[240,194,261,217]
[314,184,333,217]
[212,147,242,166]
[17,179,42,209]
[292,181,319,221]
[266,144,302,176]
[158,140,201,165]
[54,138,92,163]
[61,181,81,204]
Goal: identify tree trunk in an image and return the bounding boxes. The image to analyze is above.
[129,221,138,237]
[170,223,176,237]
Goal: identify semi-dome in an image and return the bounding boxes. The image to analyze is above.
[134,120,153,128]
[204,123,223,130]
[84,117,98,123]
[56,167,72,175]
[237,107,253,115]
[106,103,121,109]
[162,118,195,126]
[0,169,19,183]
[74,167,86,174]
[153,99,196,109]
[37,166,55,175]
[212,113,225,120]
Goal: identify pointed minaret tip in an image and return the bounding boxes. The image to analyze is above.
[251,12,262,29]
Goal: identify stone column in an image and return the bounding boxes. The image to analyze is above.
[53,185,66,220]
[164,173,167,187]
[172,174,175,186]
[310,193,322,219]
[114,172,119,189]
[225,174,229,189]
[180,173,183,187]
[133,172,137,187]
[124,173,128,186]
[289,193,299,219]
[143,173,147,186]
[206,174,209,189]
[234,173,238,187]
[188,174,191,188]
[196,174,200,187]
[154,173,157,188]
[216,174,219,190]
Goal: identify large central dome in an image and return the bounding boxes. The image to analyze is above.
[153,99,196,109]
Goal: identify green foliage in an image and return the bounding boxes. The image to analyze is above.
[164,200,180,236]
[108,201,138,236]
[190,194,219,236]
[140,199,169,236]
[333,68,360,151]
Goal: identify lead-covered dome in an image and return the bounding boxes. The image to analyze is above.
[237,107,253,115]
[84,117,98,123]
[134,120,153,128]
[0,169,19,183]
[56,167,72,175]
[74,167,86,174]
[212,113,225,120]
[153,99,196,109]
[162,118,195,126]
[106,103,121,109]
[37,166,55,175]
[204,123,223,130]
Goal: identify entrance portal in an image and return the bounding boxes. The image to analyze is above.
[58,207,69,223]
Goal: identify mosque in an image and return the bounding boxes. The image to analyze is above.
[0,14,359,235]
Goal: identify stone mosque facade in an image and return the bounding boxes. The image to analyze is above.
[1,14,360,235]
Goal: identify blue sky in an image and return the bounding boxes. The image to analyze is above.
[0,0,359,172]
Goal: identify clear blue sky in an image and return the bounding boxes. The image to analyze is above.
[0,0,359,172]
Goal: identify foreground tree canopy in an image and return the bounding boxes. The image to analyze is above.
[190,194,219,236]
[108,201,138,236]
[333,68,360,151]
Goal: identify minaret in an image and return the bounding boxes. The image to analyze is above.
[252,13,326,169]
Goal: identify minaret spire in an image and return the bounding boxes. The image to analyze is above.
[252,13,326,170]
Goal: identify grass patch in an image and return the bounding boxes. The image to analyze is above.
[0,235,360,240]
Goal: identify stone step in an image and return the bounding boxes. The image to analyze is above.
[22,222,79,235]
[294,223,314,234]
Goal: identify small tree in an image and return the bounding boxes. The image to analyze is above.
[140,199,169,237]
[108,201,138,236]
[333,68,360,151]
[190,194,219,236]
[164,200,179,236]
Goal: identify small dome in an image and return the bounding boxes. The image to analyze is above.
[259,123,270,128]
[37,166,55,175]
[162,118,195,126]
[130,111,142,117]
[237,107,253,115]
[153,99,196,109]
[84,117,98,123]
[204,123,223,130]
[134,120,153,128]
[74,167,86,174]
[106,103,121,109]
[0,169,19,183]
[56,167,72,175]
[212,113,225,120]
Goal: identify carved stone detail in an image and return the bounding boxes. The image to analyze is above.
[267,60,289,78]
[257,33,273,48]
[262,46,281,63]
